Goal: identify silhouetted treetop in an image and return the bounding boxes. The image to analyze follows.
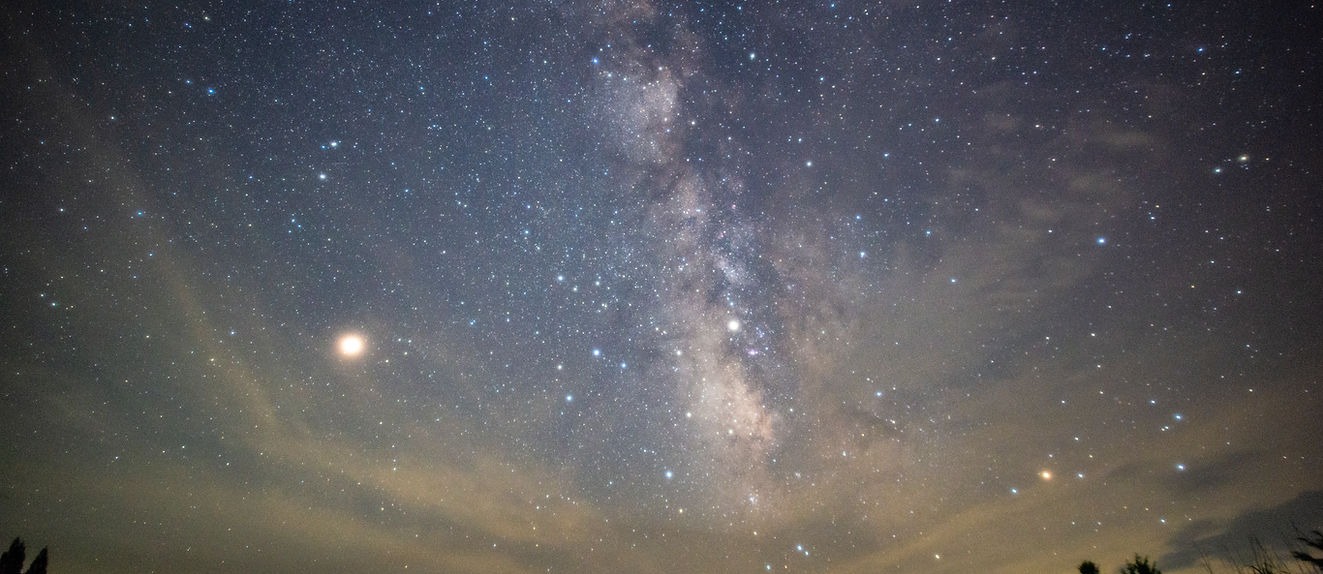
[0,538,47,574]
[1120,554,1162,574]
[1295,530,1323,572]
[23,549,45,574]
[0,539,24,574]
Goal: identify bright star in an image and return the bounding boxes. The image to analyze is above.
[337,334,366,358]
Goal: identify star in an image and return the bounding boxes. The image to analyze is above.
[337,333,366,358]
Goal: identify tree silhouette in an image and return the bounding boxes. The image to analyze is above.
[0,539,23,574]
[1120,554,1162,574]
[21,550,43,574]
[1239,536,1290,574]
[1079,560,1101,574]
[1294,530,1323,572]
[0,539,46,574]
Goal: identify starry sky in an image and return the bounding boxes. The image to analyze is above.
[2,2,1322,573]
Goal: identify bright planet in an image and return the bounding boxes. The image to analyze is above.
[337,333,365,358]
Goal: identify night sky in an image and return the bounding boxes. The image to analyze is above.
[2,2,1322,573]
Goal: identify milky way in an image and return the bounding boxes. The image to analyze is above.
[2,2,1321,573]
